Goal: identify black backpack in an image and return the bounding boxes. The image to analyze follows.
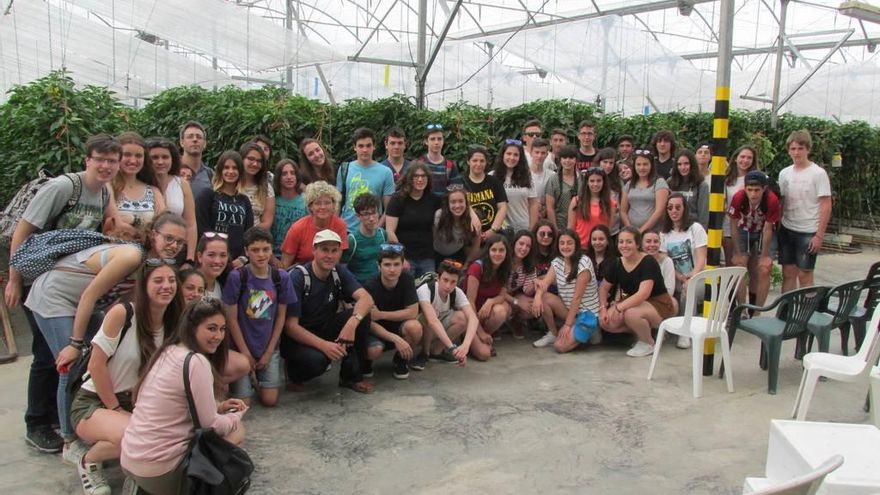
[235,266,282,304]
[65,302,134,410]
[291,264,344,306]
[415,271,456,307]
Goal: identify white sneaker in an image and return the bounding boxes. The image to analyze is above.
[626,341,654,357]
[533,332,557,348]
[77,459,111,495]
[676,336,692,349]
[62,439,90,466]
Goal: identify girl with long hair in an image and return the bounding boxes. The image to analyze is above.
[178,268,206,304]
[532,219,557,279]
[668,149,709,228]
[641,231,677,299]
[195,151,254,265]
[660,193,708,337]
[433,186,480,265]
[620,150,670,234]
[271,159,308,259]
[545,145,579,230]
[723,145,759,265]
[113,132,166,231]
[491,140,538,232]
[239,142,275,231]
[466,234,513,344]
[462,145,508,240]
[70,261,183,495]
[598,227,676,358]
[146,137,198,265]
[298,138,336,186]
[386,163,442,277]
[569,167,617,248]
[585,224,617,286]
[532,229,601,352]
[121,299,248,494]
[506,230,538,339]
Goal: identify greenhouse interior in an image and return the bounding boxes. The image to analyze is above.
[2,0,880,122]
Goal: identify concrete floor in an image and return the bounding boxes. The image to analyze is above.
[0,249,877,494]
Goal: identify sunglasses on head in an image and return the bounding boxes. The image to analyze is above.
[146,257,177,267]
[505,139,523,146]
[446,183,465,192]
[426,123,444,130]
[440,259,464,271]
[202,232,229,240]
[380,243,405,254]
[634,149,653,156]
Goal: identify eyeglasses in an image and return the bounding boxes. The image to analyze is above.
[524,132,542,138]
[202,232,229,240]
[412,173,429,180]
[88,156,120,166]
[426,123,444,130]
[504,139,523,146]
[440,259,463,270]
[157,232,186,247]
[357,210,378,218]
[146,257,178,267]
[380,243,405,254]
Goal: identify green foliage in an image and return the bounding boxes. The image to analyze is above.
[2,71,879,225]
[0,70,129,205]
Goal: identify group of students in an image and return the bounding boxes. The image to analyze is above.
[3,119,830,494]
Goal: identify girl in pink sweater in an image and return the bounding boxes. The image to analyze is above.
[122,298,248,494]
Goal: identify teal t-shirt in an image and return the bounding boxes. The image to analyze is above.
[271,195,307,257]
[337,161,395,230]
[342,227,386,284]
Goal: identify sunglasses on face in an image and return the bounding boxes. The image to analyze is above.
[380,243,405,254]
[524,132,542,138]
[146,257,178,267]
[505,139,523,146]
[537,231,554,238]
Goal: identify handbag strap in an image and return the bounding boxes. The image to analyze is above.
[182,351,202,430]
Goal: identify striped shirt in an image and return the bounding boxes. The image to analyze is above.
[552,255,600,314]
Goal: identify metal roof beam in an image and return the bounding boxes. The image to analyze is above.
[451,0,714,41]
[681,36,880,59]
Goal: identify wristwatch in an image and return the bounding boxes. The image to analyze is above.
[353,312,364,321]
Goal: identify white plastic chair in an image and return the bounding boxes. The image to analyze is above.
[648,267,747,398]
[791,304,880,421]
[870,366,880,428]
[744,454,844,495]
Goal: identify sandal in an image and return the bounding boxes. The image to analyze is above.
[339,379,375,394]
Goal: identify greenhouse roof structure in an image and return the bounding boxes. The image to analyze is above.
[2,0,880,122]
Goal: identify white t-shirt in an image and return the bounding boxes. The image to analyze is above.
[416,283,469,320]
[658,256,676,295]
[778,162,832,233]
[526,152,557,172]
[660,223,708,275]
[552,255,600,314]
[82,311,164,394]
[530,168,557,210]
[499,176,537,232]
[723,175,745,236]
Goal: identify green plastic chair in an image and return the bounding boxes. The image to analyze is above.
[840,261,880,355]
[729,286,829,395]
[804,279,864,355]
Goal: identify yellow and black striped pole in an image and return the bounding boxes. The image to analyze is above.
[704,0,734,376]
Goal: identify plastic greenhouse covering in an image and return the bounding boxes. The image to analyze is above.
[1,0,880,122]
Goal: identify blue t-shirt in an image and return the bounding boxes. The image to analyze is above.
[342,227,386,284]
[416,155,463,196]
[337,161,395,230]
[222,266,297,358]
[289,263,362,333]
[271,195,308,257]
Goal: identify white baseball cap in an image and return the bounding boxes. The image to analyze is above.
[312,229,342,246]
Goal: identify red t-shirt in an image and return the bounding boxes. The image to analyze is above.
[466,261,504,309]
[728,189,781,233]
[281,215,349,265]
[573,198,616,248]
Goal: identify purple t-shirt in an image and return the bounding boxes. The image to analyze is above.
[222,266,297,358]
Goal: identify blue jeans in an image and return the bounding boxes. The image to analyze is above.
[22,295,59,433]
[32,312,102,440]
[230,349,282,399]
[408,258,435,278]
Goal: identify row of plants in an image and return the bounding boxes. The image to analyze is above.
[1,70,877,226]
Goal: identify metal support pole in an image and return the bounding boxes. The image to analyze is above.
[704,0,734,376]
[415,0,427,109]
[285,0,293,94]
[770,0,789,128]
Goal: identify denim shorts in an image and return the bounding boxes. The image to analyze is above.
[736,229,777,258]
[777,225,817,270]
[230,348,282,398]
[367,322,404,351]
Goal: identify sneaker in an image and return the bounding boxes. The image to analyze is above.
[393,355,410,380]
[410,354,428,371]
[533,331,557,348]
[429,348,458,363]
[676,336,692,349]
[626,341,654,357]
[24,427,63,453]
[78,459,111,495]
[63,438,90,466]
[361,360,374,378]
[122,477,140,495]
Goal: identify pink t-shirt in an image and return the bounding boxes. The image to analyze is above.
[281,215,349,265]
[121,345,242,478]
[573,199,615,248]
